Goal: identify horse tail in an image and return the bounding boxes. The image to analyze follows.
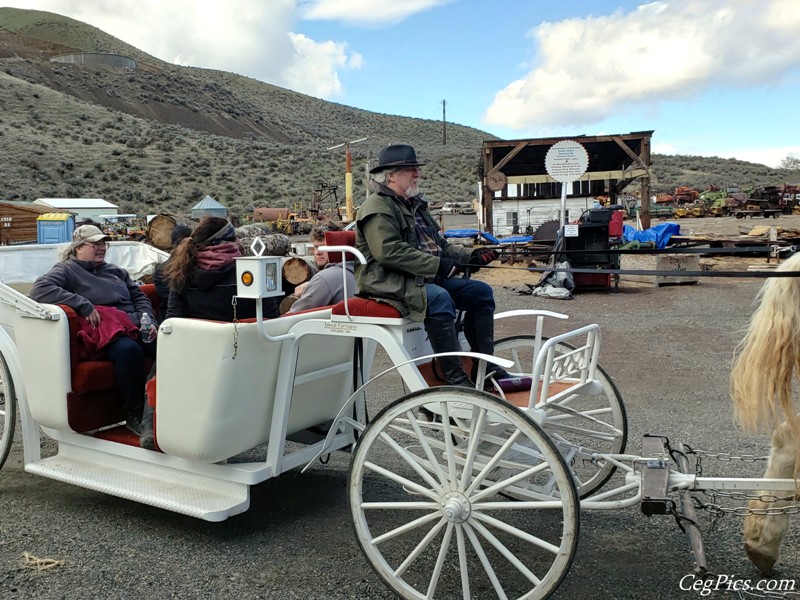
[731,252,800,443]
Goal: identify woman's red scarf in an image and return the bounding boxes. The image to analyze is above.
[197,241,241,270]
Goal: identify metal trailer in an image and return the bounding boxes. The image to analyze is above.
[0,240,795,599]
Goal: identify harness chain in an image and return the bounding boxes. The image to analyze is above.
[683,448,800,519]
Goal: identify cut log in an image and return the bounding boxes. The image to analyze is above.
[279,294,299,314]
[282,256,317,285]
[237,231,291,256]
[146,214,197,250]
[236,223,277,238]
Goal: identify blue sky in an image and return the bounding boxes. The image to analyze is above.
[5,0,800,167]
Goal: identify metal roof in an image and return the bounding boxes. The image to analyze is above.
[192,195,226,209]
[33,198,118,209]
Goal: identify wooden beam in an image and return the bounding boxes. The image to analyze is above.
[640,136,652,229]
[611,135,647,169]
[486,140,529,176]
[505,167,647,185]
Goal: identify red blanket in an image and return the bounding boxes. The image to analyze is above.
[75,305,139,359]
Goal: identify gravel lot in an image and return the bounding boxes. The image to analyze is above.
[2,216,799,600]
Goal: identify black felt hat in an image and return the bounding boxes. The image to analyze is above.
[369,144,426,173]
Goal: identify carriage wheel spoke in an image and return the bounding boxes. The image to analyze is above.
[371,511,442,546]
[469,518,542,585]
[459,405,489,492]
[466,429,524,494]
[377,430,445,494]
[456,525,471,600]
[472,462,552,502]
[402,409,449,488]
[472,511,561,554]
[440,401,459,483]
[362,501,440,510]
[363,461,440,501]
[463,522,509,600]
[392,517,448,576]
[425,522,454,599]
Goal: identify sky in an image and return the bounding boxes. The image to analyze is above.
[4,0,800,168]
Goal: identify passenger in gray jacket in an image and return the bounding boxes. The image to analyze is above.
[30,225,156,435]
[289,224,356,312]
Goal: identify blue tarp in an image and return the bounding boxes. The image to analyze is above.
[497,235,533,244]
[443,229,503,245]
[444,228,480,238]
[622,222,681,249]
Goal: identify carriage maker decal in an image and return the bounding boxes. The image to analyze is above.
[324,322,357,334]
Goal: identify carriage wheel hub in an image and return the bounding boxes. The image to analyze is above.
[442,492,471,523]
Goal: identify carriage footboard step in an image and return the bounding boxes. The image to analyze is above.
[25,443,249,522]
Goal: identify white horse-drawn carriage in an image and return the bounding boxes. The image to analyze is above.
[0,238,795,599]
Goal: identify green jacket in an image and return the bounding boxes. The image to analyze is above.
[355,189,472,321]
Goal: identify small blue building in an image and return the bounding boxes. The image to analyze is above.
[37,213,76,244]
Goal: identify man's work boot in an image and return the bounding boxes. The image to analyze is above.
[464,311,511,383]
[425,318,473,387]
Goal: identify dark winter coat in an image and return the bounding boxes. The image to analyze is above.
[355,189,471,321]
[166,263,279,321]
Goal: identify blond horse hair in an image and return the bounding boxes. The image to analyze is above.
[731,252,800,439]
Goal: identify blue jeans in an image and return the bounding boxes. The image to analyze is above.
[104,335,156,412]
[424,277,495,321]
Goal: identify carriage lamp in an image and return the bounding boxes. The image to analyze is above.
[235,240,283,299]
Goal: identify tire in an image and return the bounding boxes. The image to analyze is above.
[0,353,17,471]
[348,387,579,600]
[492,335,627,498]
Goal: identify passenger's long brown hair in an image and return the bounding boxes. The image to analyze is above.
[163,217,233,293]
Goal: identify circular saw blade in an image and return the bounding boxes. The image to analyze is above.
[531,219,560,244]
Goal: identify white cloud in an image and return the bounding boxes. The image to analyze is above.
[4,0,362,99]
[484,0,800,130]
[300,0,454,27]
[283,33,363,97]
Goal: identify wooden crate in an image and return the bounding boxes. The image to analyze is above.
[619,254,700,287]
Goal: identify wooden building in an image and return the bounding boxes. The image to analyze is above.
[481,131,654,234]
[0,202,57,245]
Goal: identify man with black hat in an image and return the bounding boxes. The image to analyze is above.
[355,143,505,387]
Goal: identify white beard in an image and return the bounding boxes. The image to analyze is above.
[405,183,419,197]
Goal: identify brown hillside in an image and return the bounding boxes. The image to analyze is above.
[0,7,797,220]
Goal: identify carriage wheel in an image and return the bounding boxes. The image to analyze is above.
[348,387,579,600]
[0,353,17,470]
[493,335,627,498]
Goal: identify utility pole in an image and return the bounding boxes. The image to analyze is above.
[327,136,368,222]
[441,99,447,145]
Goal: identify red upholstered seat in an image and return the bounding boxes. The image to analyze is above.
[324,229,356,263]
[62,283,159,435]
[331,297,403,319]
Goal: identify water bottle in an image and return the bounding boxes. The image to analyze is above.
[140,312,156,343]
